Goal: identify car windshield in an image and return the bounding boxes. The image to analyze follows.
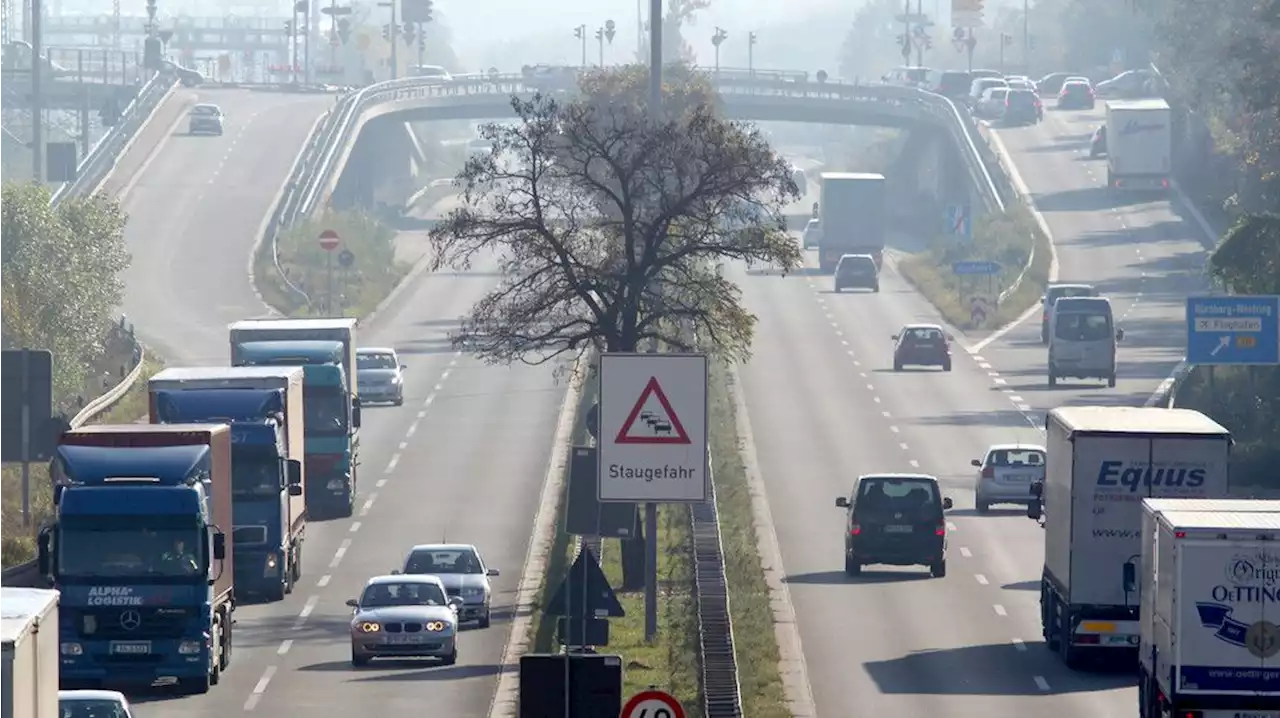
[1009,90,1036,106]
[59,700,130,718]
[1048,286,1094,304]
[1055,312,1113,341]
[905,328,944,342]
[857,477,941,516]
[987,449,1045,467]
[404,549,482,574]
[303,385,348,435]
[359,581,447,608]
[190,105,218,116]
[357,352,397,370]
[840,257,874,271]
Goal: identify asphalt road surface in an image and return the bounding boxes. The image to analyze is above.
[114,101,566,717]
[731,106,1213,718]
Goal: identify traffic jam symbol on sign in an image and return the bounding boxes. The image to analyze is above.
[615,377,691,445]
[621,690,686,718]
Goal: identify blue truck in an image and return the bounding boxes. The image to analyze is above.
[228,319,361,519]
[147,366,306,602]
[36,424,234,694]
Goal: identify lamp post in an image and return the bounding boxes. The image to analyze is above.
[573,24,586,67]
[711,26,726,74]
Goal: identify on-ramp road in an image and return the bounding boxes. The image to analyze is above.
[111,95,566,718]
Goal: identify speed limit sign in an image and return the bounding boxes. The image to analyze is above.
[620,690,685,718]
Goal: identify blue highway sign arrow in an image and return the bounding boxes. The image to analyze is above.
[951,260,1000,276]
[1185,295,1280,366]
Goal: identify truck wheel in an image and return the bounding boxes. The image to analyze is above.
[1041,583,1060,651]
[976,500,990,514]
[929,560,947,578]
[1107,374,1117,388]
[844,555,861,576]
[1048,372,1057,387]
[478,609,491,629]
[292,544,303,584]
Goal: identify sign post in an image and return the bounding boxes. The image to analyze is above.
[318,228,340,314]
[1185,296,1280,365]
[945,203,972,242]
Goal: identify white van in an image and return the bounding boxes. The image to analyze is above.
[1048,296,1123,388]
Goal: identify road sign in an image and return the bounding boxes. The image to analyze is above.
[952,0,984,10]
[1,349,55,462]
[951,260,1000,276]
[945,203,972,240]
[337,249,355,268]
[622,690,686,718]
[318,228,340,251]
[544,546,625,618]
[1185,295,1280,365]
[598,353,708,503]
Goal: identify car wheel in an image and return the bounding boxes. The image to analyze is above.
[893,361,903,371]
[872,284,880,293]
[942,361,952,372]
[1107,374,1117,388]
[1048,372,1057,387]
[351,647,371,667]
[478,609,491,629]
[1041,329,1049,345]
[441,647,458,666]
[844,555,861,576]
[976,499,990,514]
[930,560,947,578]
[393,395,404,406]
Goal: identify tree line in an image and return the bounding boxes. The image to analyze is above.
[1,182,131,407]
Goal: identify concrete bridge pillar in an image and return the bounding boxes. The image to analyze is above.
[331,116,421,211]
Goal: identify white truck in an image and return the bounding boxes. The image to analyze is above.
[1026,406,1233,668]
[1105,98,1172,191]
[1138,503,1280,718]
[2,587,60,718]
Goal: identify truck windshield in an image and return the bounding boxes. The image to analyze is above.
[303,385,348,435]
[1055,312,1113,341]
[232,450,281,499]
[58,522,204,579]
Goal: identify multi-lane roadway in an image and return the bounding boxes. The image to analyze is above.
[734,102,1211,718]
[109,89,565,718]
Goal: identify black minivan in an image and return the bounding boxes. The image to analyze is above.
[836,474,953,578]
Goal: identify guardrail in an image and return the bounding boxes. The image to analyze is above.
[690,459,744,718]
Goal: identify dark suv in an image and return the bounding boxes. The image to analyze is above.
[835,474,953,577]
[892,324,952,371]
[834,254,879,292]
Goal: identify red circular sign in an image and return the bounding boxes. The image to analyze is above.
[318,228,340,251]
[620,690,684,718]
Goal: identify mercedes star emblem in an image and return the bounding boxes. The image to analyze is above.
[119,609,142,631]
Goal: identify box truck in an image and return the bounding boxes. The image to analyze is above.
[1026,406,1233,668]
[1,587,59,718]
[1105,98,1172,191]
[817,172,886,273]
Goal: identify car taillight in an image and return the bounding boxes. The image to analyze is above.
[1161,179,1170,188]
[849,525,861,536]
[935,521,946,536]
[982,467,995,479]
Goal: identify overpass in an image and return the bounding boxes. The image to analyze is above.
[284,73,1003,239]
[42,15,291,54]
[1,47,145,109]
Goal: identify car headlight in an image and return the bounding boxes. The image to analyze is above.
[357,621,380,633]
[424,621,451,632]
[391,375,402,385]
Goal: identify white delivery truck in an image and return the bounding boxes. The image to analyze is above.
[1138,505,1280,718]
[1026,406,1233,668]
[1105,98,1172,191]
[1,587,60,718]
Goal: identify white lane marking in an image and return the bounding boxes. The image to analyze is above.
[1009,395,1023,403]
[1001,388,1014,394]
[329,539,352,568]
[375,478,387,488]
[385,454,399,473]
[277,640,292,655]
[417,410,427,419]
[881,411,891,418]
[959,547,972,558]
[424,395,435,406]
[398,441,408,450]
[853,360,861,367]
[1016,403,1031,411]
[298,596,318,620]
[349,521,362,533]
[440,370,451,381]
[1033,675,1051,692]
[987,371,1000,377]
[975,574,990,585]
[978,362,992,370]
[899,442,909,451]
[872,396,881,404]
[972,355,985,362]
[993,604,1008,617]
[360,494,377,516]
[835,330,844,337]
[1012,638,1028,652]
[909,459,920,468]
[317,574,331,588]
[406,422,418,438]
[889,425,900,433]
[434,383,443,391]
[243,665,278,711]
[864,381,872,388]
[993,377,1007,385]
[847,350,855,357]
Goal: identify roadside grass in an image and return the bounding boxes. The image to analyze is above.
[1173,365,1280,490]
[897,203,1051,331]
[254,209,409,318]
[1,355,164,568]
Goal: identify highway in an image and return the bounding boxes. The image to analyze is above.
[109,92,566,718]
[733,103,1211,717]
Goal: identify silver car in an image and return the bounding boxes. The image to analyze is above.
[396,543,499,627]
[356,347,405,406]
[802,218,822,249]
[58,689,134,718]
[347,575,462,666]
[972,444,1046,513]
[187,103,222,135]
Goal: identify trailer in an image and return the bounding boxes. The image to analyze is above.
[1,587,60,718]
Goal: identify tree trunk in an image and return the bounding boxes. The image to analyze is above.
[620,506,646,590]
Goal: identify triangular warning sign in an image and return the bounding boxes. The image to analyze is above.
[543,546,626,618]
[614,376,691,445]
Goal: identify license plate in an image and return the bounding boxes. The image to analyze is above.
[884,525,913,533]
[1002,473,1033,483]
[384,634,428,645]
[109,641,151,655]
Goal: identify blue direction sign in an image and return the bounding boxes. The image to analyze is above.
[945,204,972,240]
[1185,295,1280,365]
[952,260,1000,276]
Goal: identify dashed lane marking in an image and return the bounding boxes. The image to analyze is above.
[277,640,292,655]
[1033,675,1051,692]
[317,574,331,587]
[1012,638,1028,652]
[243,665,277,711]
[375,478,387,488]
[993,604,1008,617]
[406,422,418,438]
[328,539,351,568]
[889,425,900,433]
[909,459,920,468]
[899,443,909,451]
[975,574,990,585]
[385,454,400,473]
[349,521,361,533]
[959,547,972,558]
[398,441,408,450]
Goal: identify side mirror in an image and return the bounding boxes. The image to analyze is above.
[345,598,359,608]
[1029,481,1043,497]
[212,532,226,560]
[286,459,302,486]
[835,496,849,508]
[448,596,464,611]
[890,334,899,341]
[390,569,401,575]
[1116,328,1125,341]
[1026,500,1042,520]
[1123,561,1137,594]
[1039,297,1044,304]
[487,568,500,577]
[946,334,955,341]
[352,402,362,429]
[970,459,982,467]
[37,529,51,575]
[943,497,954,510]
[400,364,407,370]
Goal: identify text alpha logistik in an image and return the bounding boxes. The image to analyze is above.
[607,464,697,482]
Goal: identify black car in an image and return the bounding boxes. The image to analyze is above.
[1057,81,1095,109]
[892,324,952,371]
[833,254,879,292]
[836,474,953,577]
[1003,89,1041,125]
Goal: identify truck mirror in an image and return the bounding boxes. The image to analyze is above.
[835,496,849,508]
[1123,561,1137,594]
[352,400,362,428]
[288,484,303,496]
[1026,500,1042,521]
[970,459,982,467]
[1029,481,1043,497]
[213,532,226,560]
[943,497,953,510]
[37,529,51,575]
[1115,328,1125,341]
[286,459,303,486]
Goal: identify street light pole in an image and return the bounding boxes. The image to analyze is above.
[747,31,756,76]
[30,0,42,182]
[1022,0,1030,75]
